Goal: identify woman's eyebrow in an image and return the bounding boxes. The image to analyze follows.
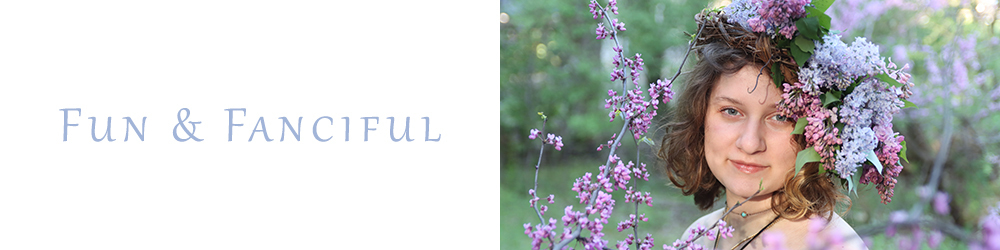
[712,96,743,106]
[713,96,779,110]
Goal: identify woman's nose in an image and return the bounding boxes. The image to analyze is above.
[735,120,766,154]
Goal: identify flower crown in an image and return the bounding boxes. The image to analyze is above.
[695,0,915,204]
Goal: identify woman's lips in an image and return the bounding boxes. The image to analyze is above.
[731,160,768,174]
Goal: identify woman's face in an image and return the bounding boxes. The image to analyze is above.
[704,65,798,199]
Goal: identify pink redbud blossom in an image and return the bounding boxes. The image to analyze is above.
[596,23,608,39]
[927,230,944,249]
[981,210,1000,250]
[886,210,908,237]
[761,232,787,250]
[612,18,626,31]
[588,1,602,19]
[934,191,950,215]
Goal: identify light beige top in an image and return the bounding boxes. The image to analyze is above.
[679,208,868,250]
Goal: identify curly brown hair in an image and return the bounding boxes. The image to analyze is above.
[656,12,848,220]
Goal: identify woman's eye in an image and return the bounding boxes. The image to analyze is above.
[773,114,790,122]
[722,108,740,116]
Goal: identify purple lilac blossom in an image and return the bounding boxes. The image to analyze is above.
[777,81,842,169]
[748,0,809,39]
[836,107,876,179]
[801,34,885,92]
[722,0,758,31]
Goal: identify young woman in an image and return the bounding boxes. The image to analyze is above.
[659,43,864,250]
[658,1,912,249]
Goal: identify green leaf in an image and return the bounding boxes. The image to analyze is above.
[865,149,884,174]
[537,112,547,120]
[849,170,861,196]
[776,37,792,48]
[792,117,808,134]
[900,140,910,163]
[846,176,854,194]
[794,35,815,53]
[877,73,902,88]
[790,42,810,68]
[819,164,827,175]
[795,147,821,177]
[902,99,917,109]
[640,136,656,146]
[806,6,833,29]
[795,17,820,40]
[822,91,841,108]
[812,0,834,13]
[771,63,784,89]
[816,12,832,30]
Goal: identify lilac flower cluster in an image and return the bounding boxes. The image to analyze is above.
[776,32,913,204]
[723,0,759,31]
[838,76,907,203]
[779,81,841,169]
[799,34,886,93]
[750,0,809,39]
[724,0,808,39]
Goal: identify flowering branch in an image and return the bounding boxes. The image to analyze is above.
[667,185,762,250]
[631,139,641,250]
[525,112,564,250]
[552,122,630,250]
[531,115,551,224]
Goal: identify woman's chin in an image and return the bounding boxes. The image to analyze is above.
[726,183,777,199]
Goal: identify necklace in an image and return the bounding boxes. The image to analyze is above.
[730,207,773,218]
[714,214,781,250]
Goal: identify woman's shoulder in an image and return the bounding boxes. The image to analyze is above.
[770,211,868,249]
[684,208,726,231]
[820,212,868,249]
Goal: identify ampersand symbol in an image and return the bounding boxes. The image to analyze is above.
[173,108,204,142]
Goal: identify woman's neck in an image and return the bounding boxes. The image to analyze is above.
[723,191,777,227]
[716,191,781,249]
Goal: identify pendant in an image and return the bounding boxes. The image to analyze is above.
[740,212,748,218]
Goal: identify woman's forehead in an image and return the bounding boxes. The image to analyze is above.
[710,66,782,106]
